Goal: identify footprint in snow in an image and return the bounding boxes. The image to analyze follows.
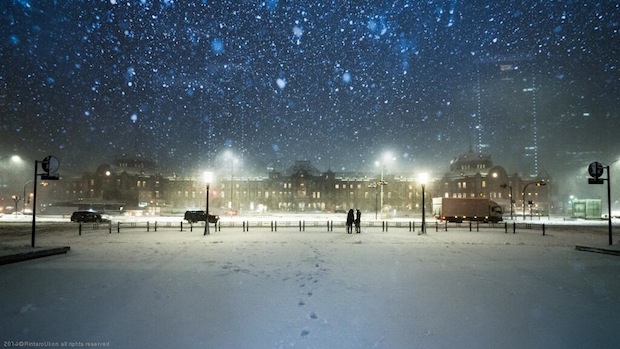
[19,304,36,314]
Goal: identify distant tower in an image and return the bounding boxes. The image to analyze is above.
[476,54,539,177]
[522,77,539,178]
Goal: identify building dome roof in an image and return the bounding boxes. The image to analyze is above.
[448,149,494,177]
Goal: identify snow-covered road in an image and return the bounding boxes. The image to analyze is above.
[1,224,619,349]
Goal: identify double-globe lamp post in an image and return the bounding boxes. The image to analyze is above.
[203,171,213,236]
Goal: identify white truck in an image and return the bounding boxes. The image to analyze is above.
[432,197,503,223]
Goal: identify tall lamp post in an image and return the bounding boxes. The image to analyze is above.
[500,183,513,220]
[225,151,238,213]
[204,171,213,236]
[376,152,394,218]
[522,181,546,220]
[23,180,34,212]
[418,173,429,234]
[368,182,378,219]
[0,155,22,201]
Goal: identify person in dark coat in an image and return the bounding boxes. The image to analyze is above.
[346,209,354,234]
[355,209,361,233]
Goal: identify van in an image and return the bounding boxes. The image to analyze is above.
[71,210,104,223]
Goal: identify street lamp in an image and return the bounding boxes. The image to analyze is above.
[418,172,429,234]
[0,155,23,197]
[23,180,34,212]
[500,183,513,220]
[368,182,378,219]
[522,181,546,220]
[376,152,394,218]
[203,171,213,236]
[225,151,238,213]
[0,155,22,163]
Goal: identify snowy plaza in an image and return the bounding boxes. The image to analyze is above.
[1,217,619,349]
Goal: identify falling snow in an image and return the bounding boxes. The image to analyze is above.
[0,0,618,182]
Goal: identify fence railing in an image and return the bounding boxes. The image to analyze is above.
[74,219,553,236]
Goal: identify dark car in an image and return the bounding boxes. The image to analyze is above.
[184,210,219,224]
[71,210,104,223]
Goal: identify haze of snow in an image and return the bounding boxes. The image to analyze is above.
[1,221,619,349]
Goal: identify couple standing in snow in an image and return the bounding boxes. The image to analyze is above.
[346,209,361,234]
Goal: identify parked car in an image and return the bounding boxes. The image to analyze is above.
[71,210,105,223]
[184,210,219,224]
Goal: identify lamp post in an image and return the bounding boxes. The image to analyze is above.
[230,159,234,212]
[368,182,378,219]
[23,180,34,213]
[203,171,213,236]
[0,155,22,199]
[376,152,394,218]
[225,151,238,213]
[522,181,546,220]
[500,183,513,220]
[418,173,429,234]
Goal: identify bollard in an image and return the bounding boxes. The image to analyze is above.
[303,220,305,231]
[180,222,184,232]
[147,221,150,232]
[513,222,516,234]
[299,220,302,232]
[109,221,112,234]
[445,221,448,232]
[275,221,277,231]
[542,223,546,236]
[246,221,249,232]
[117,221,121,233]
[435,221,439,232]
[412,221,416,232]
[243,221,246,232]
[79,223,82,236]
[469,221,472,232]
[155,221,158,232]
[504,222,508,234]
[271,221,274,232]
[476,221,479,232]
[327,220,330,232]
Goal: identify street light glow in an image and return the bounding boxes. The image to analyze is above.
[418,172,429,185]
[203,171,214,183]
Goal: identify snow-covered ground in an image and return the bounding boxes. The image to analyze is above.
[1,218,619,349]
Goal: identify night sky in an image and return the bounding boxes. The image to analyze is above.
[1,1,618,184]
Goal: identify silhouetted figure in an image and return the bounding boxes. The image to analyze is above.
[355,209,361,233]
[346,209,354,234]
